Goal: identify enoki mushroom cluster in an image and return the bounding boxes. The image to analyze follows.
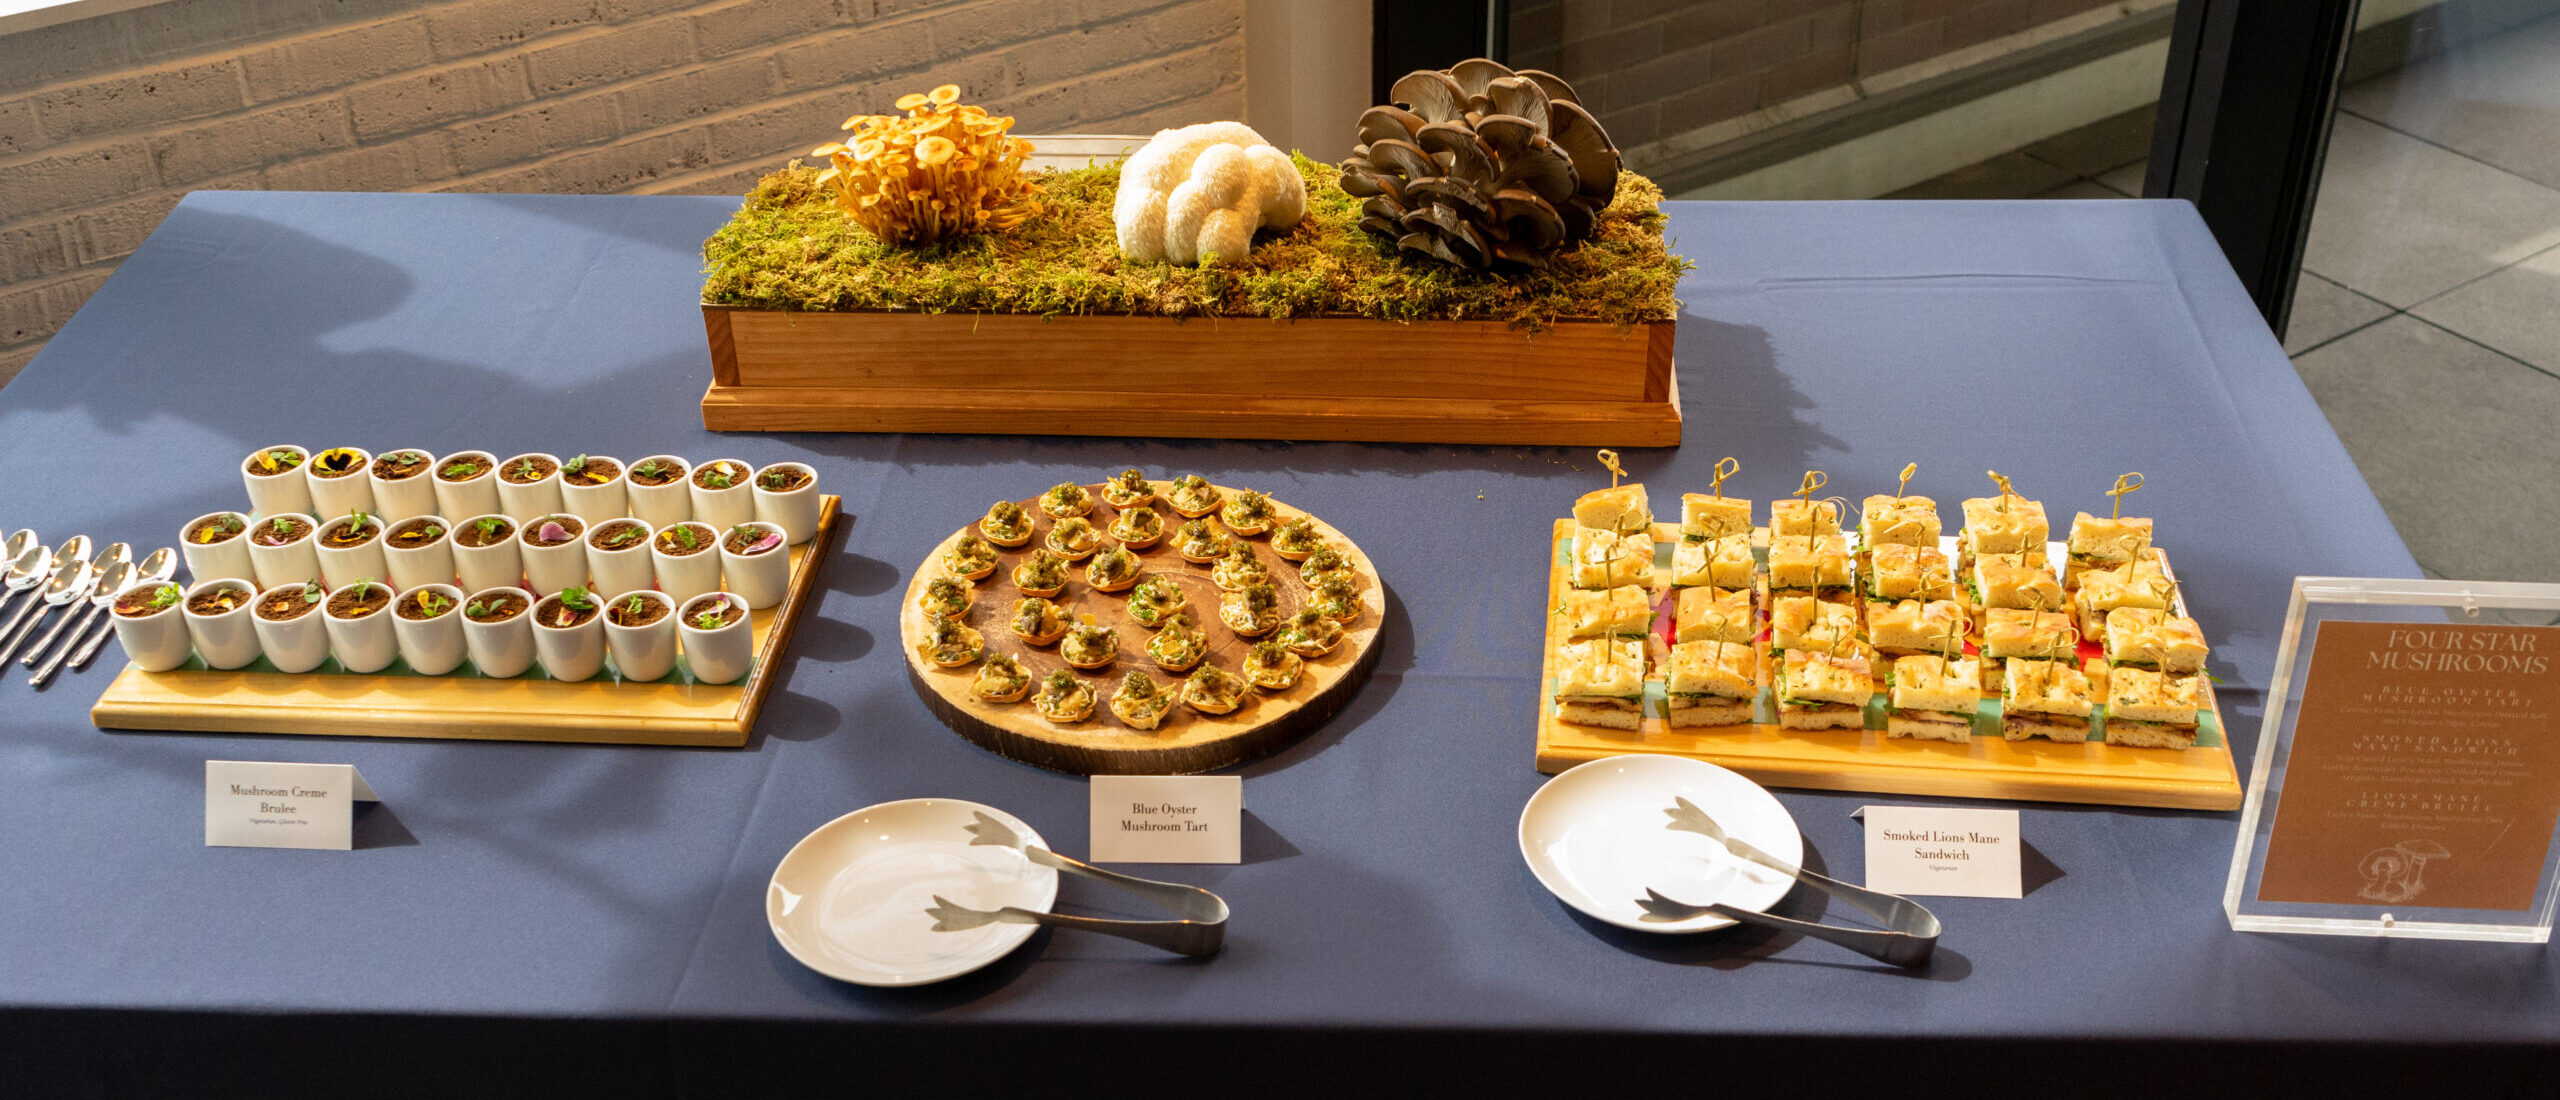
[810,84,1042,245]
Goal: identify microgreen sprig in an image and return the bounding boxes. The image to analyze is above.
[476,517,504,540]
[560,586,595,612]
[442,458,482,479]
[418,590,451,616]
[693,606,725,629]
[146,585,180,611]
[701,464,735,489]
[301,581,324,604]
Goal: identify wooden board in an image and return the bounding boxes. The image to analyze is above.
[88,497,841,748]
[901,483,1385,775]
[1532,519,2246,810]
[701,307,1681,446]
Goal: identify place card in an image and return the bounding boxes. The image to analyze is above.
[1089,775,1241,864]
[205,761,378,850]
[1859,805,2023,898]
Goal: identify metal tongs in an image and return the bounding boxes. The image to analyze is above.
[1637,797,1942,968]
[924,811,1229,957]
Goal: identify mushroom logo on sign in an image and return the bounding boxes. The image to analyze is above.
[2357,839,2453,903]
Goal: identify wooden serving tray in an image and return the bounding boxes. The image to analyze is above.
[701,308,1681,446]
[1533,519,2245,810]
[88,496,841,748]
[901,483,1384,775]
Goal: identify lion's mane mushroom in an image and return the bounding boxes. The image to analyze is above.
[1340,58,1621,270]
[1113,122,1308,265]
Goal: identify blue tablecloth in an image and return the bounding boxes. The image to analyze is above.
[4,191,2540,1093]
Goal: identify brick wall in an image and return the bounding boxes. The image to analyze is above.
[0,0,1245,385]
[1508,0,2118,156]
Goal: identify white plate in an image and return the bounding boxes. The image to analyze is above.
[1518,754,1803,933]
[768,798,1061,987]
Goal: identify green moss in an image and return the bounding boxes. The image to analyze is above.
[700,155,1690,330]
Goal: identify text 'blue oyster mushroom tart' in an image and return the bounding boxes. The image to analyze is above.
[1146,610,1209,672]
[1108,505,1166,549]
[1165,475,1222,518]
[979,499,1034,547]
[1174,519,1229,563]
[972,653,1031,703]
[1126,574,1188,628]
[1039,482,1093,520]
[1032,670,1097,724]
[1101,468,1155,509]
[1109,670,1179,730]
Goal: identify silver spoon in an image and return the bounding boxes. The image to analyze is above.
[60,548,177,680]
[0,567,93,666]
[0,530,32,564]
[0,541,47,623]
[29,559,131,678]
[0,536,84,651]
[21,542,128,667]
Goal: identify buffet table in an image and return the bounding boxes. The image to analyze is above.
[5,191,2549,1096]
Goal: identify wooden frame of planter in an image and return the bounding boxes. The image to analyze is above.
[699,307,1680,446]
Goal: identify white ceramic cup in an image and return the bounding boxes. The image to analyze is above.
[690,459,755,529]
[368,448,440,521]
[752,461,823,545]
[517,513,589,597]
[108,579,192,672]
[245,513,322,591]
[530,589,607,682]
[495,452,566,518]
[313,512,391,592]
[391,583,467,676]
[250,582,332,674]
[649,521,722,606]
[717,520,791,610]
[678,592,752,685]
[178,510,255,585]
[460,587,537,678]
[602,590,678,682]
[240,444,314,518]
[304,446,376,518]
[383,515,457,592]
[321,580,399,674]
[432,451,503,520]
[585,518,655,599]
[451,514,524,595]
[625,455,692,528]
[558,454,629,524]
[180,578,261,670]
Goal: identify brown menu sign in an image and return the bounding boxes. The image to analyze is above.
[2259,620,2560,910]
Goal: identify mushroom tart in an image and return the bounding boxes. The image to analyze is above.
[1108,505,1166,549]
[1101,468,1155,509]
[1146,611,1209,672]
[943,533,1000,581]
[1032,670,1097,724]
[1012,548,1069,598]
[1044,516,1102,560]
[1085,545,1141,593]
[1182,666,1249,715]
[1211,542,1271,592]
[979,500,1035,547]
[1165,475,1222,518]
[1243,640,1304,691]
[1219,582,1284,636]
[973,654,1032,703]
[1109,670,1179,731]
[1039,482,1093,520]
[1061,622,1118,669]
[1009,596,1068,645]
[1173,520,1228,564]
[1219,490,1275,536]
[1269,516,1323,561]
[917,576,973,621]
[1299,545,1353,586]
[1126,574,1188,628]
[1310,573,1361,623]
[1279,609,1344,658]
[918,619,984,668]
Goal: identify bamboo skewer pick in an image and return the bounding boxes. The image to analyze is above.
[1988,470,2020,513]
[1597,449,1626,489]
[1896,462,1917,502]
[2108,471,2144,520]
[1712,457,1738,499]
[1795,470,1826,527]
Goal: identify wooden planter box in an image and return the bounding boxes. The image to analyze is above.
[700,307,1681,445]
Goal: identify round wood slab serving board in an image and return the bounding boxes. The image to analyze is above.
[901,481,1385,775]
